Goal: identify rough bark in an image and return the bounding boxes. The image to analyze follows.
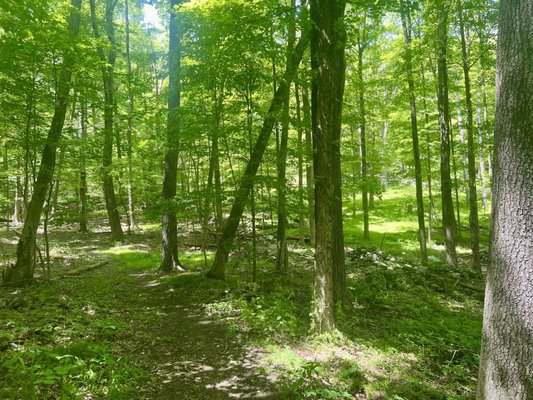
[476,1,533,398]
[400,1,427,265]
[159,0,184,273]
[435,1,457,266]
[2,0,83,287]
[302,84,316,246]
[206,33,309,280]
[311,0,347,333]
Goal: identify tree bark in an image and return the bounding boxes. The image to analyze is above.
[90,0,124,242]
[477,1,533,397]
[356,24,370,241]
[276,0,296,273]
[125,0,136,232]
[3,0,83,287]
[310,0,347,333]
[435,0,457,266]
[458,0,481,271]
[159,0,184,273]
[400,0,427,265]
[206,32,309,280]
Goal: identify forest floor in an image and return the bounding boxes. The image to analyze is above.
[0,188,488,399]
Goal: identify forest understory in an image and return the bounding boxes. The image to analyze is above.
[0,187,486,400]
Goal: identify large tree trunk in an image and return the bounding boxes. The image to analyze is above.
[458,0,481,271]
[435,1,457,267]
[2,0,83,287]
[476,1,533,398]
[310,0,346,333]
[400,0,427,265]
[206,33,309,280]
[159,0,184,273]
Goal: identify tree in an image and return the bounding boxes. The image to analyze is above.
[310,0,347,333]
[89,0,124,242]
[160,0,184,273]
[476,0,533,397]
[435,0,457,267]
[2,0,83,286]
[400,0,427,265]
[206,32,309,280]
[458,0,481,271]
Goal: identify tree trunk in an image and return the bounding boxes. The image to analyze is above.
[159,0,184,273]
[276,1,296,273]
[295,78,305,245]
[125,0,136,232]
[310,0,346,333]
[2,0,83,287]
[477,1,533,397]
[458,0,481,271]
[356,25,370,241]
[400,1,427,265]
[302,83,316,246]
[206,32,309,280]
[435,1,457,267]
[90,0,124,242]
[79,98,88,233]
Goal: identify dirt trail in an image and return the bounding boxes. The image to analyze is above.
[85,259,285,400]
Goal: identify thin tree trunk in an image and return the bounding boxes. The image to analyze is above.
[206,33,309,280]
[159,0,184,273]
[302,83,315,246]
[435,0,457,266]
[125,0,136,232]
[400,1,427,265]
[458,0,481,271]
[356,24,370,240]
[276,1,295,272]
[79,98,89,233]
[295,78,305,245]
[90,0,124,241]
[3,0,83,286]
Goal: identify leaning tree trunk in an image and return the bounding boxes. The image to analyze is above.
[310,0,347,333]
[2,0,83,287]
[400,0,427,265]
[476,1,533,398]
[435,0,457,267]
[159,0,184,273]
[206,33,309,280]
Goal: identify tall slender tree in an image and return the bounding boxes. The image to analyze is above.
[476,0,533,397]
[310,0,347,332]
[458,0,481,271]
[2,0,83,286]
[435,0,457,267]
[160,0,184,273]
[89,0,124,242]
[400,0,427,265]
